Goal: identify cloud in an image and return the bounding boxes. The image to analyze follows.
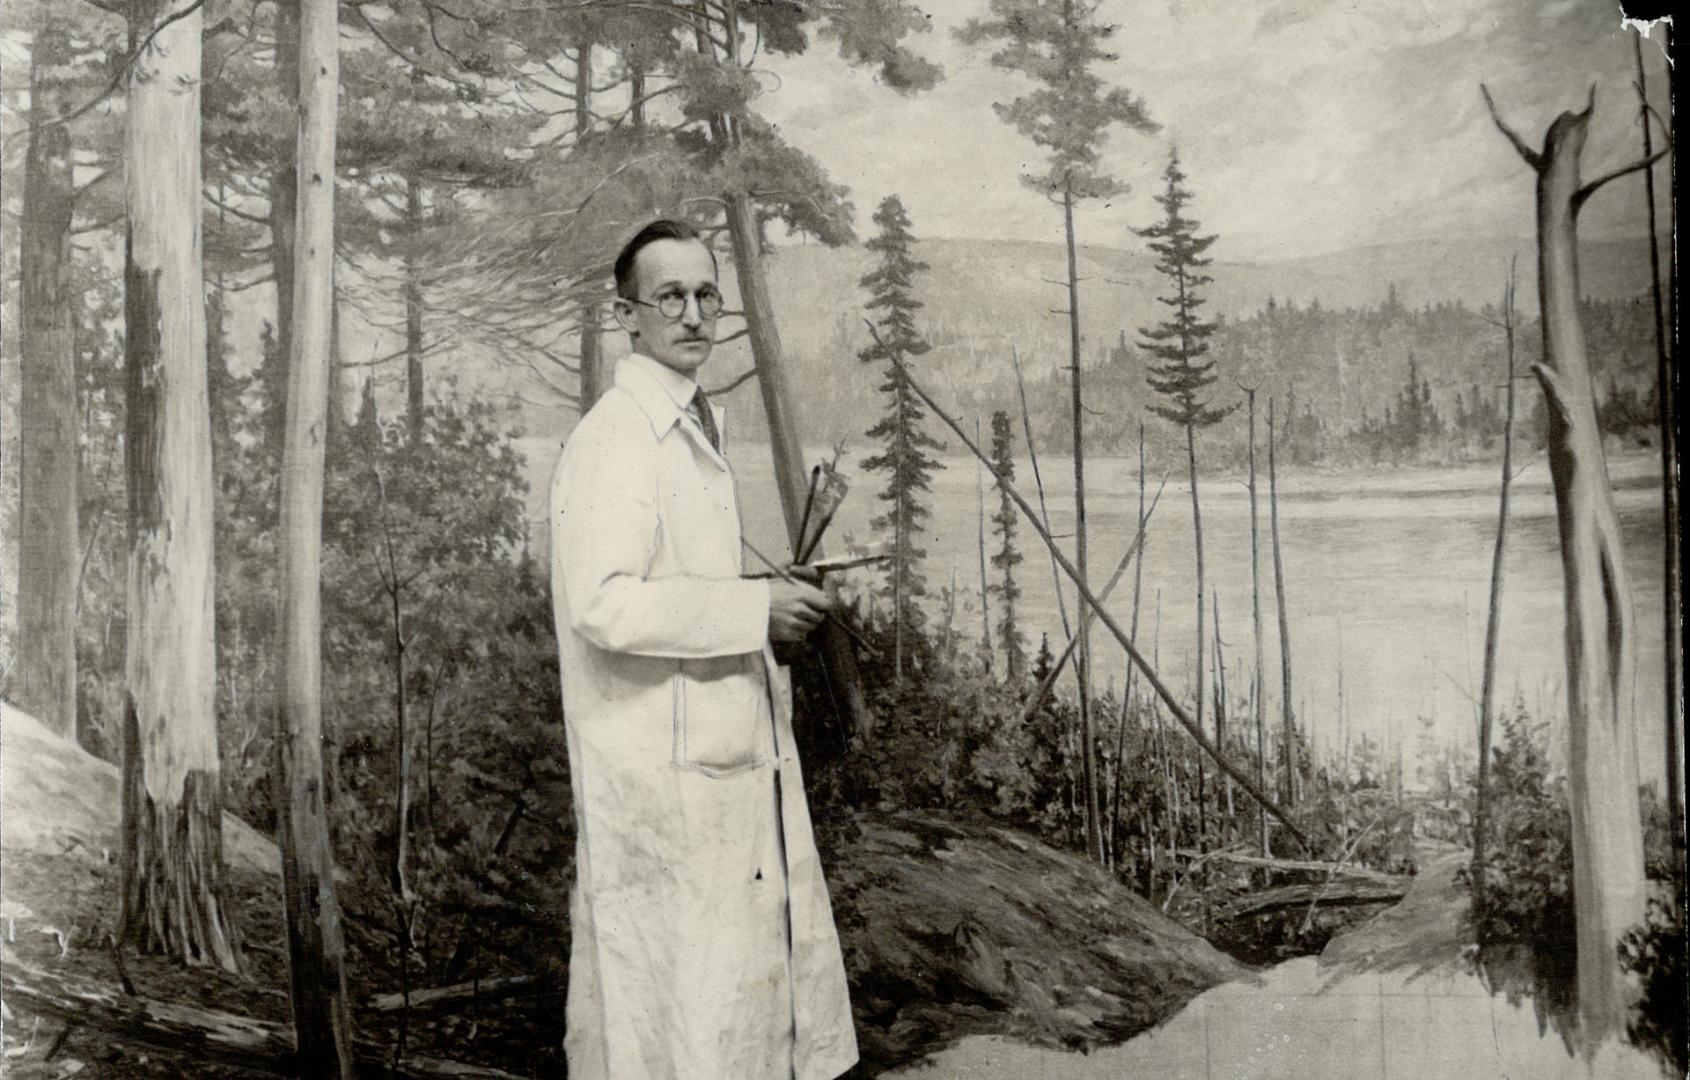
[757,0,1662,260]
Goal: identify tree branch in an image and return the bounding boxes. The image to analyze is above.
[1479,84,1542,171]
[1573,144,1673,211]
[704,365,758,395]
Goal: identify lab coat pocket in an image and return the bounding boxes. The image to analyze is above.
[671,655,765,777]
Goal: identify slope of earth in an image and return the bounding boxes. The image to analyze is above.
[2,702,1249,1078]
[821,811,1251,1074]
[890,841,1665,1080]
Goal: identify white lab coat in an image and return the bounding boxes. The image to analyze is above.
[548,354,858,1080]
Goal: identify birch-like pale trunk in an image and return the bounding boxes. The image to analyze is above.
[575,40,606,411]
[1062,183,1103,864]
[1471,262,1518,940]
[119,0,239,974]
[1246,390,1269,856]
[17,22,79,740]
[1483,84,1650,1042]
[274,0,355,1070]
[1268,398,1297,806]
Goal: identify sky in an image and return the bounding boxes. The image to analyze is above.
[756,0,1672,262]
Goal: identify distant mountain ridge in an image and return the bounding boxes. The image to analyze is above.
[457,231,1665,448]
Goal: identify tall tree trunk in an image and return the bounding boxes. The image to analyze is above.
[1633,34,1684,902]
[1268,398,1297,806]
[894,381,906,681]
[1483,85,1648,1042]
[275,0,355,1071]
[1062,186,1103,864]
[1184,421,1207,854]
[1246,390,1269,856]
[725,193,874,743]
[404,175,426,439]
[575,40,606,412]
[119,0,239,973]
[1108,421,1148,865]
[17,22,79,740]
[268,1,299,388]
[1213,592,1234,828]
[1471,261,1519,943]
[1011,346,1073,640]
[975,417,991,660]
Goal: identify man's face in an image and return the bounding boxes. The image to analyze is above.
[614,238,720,377]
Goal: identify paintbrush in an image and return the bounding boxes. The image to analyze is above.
[794,464,822,558]
[741,537,880,659]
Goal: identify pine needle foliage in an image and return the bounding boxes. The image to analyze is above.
[988,410,1028,684]
[1139,148,1232,429]
[859,195,944,673]
[955,0,1156,202]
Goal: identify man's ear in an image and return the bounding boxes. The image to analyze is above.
[612,297,639,336]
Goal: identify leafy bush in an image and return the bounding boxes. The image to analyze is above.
[1619,897,1686,1076]
[1457,704,1574,950]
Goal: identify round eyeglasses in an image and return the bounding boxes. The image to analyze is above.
[632,287,724,321]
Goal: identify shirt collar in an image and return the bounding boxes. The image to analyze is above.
[616,353,699,439]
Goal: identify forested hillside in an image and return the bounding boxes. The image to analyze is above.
[499,234,1664,465]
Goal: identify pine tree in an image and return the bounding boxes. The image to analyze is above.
[988,410,1028,684]
[958,0,1157,864]
[859,196,943,681]
[1139,147,1233,812]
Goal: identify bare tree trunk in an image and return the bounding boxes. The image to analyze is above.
[975,418,992,660]
[1269,398,1297,806]
[1011,345,1073,640]
[1483,84,1650,1042]
[1472,260,1519,942]
[1246,390,1269,856]
[575,40,606,412]
[119,0,240,975]
[274,0,355,1070]
[1214,592,1235,829]
[404,175,426,439]
[16,21,79,740]
[1062,186,1103,864]
[724,192,874,743]
[1633,34,1684,903]
[894,384,905,681]
[268,1,299,385]
[1108,422,1149,864]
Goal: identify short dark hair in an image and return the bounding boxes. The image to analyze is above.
[613,218,717,300]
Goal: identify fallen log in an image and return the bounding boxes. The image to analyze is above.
[1222,877,1409,921]
[0,950,527,1079]
[1175,850,1402,886]
[366,973,556,1014]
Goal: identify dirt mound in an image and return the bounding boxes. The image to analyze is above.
[0,701,277,877]
[827,810,1252,1072]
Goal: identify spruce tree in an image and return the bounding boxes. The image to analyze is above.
[859,195,944,682]
[1139,147,1233,800]
[988,410,1028,684]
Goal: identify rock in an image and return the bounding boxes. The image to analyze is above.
[826,809,1252,1072]
[1,701,278,877]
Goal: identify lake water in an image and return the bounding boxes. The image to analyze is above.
[519,436,1670,787]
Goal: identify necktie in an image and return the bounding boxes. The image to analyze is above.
[690,387,721,455]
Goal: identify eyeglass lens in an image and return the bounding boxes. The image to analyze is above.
[655,289,723,319]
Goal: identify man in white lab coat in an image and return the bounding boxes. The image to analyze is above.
[549,219,860,1080]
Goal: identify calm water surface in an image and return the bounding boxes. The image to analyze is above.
[523,437,1669,786]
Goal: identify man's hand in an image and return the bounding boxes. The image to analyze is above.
[769,574,835,643]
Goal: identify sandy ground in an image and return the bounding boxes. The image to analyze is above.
[889,847,1666,1080]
